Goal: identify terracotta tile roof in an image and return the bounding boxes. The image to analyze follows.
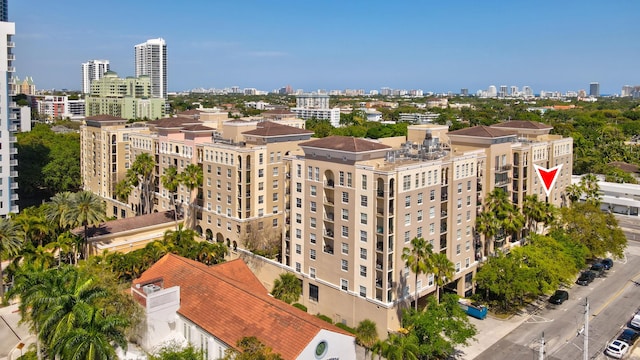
[182,124,216,132]
[299,136,391,152]
[147,117,201,128]
[85,114,127,122]
[448,125,516,138]
[76,211,176,238]
[242,121,313,137]
[176,109,202,117]
[491,120,552,130]
[609,161,640,174]
[133,254,353,359]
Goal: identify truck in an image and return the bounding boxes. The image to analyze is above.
[458,298,488,320]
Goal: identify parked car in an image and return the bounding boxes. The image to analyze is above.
[605,339,629,358]
[600,258,614,270]
[549,290,569,305]
[629,310,640,331]
[618,328,640,345]
[590,263,605,277]
[576,271,596,286]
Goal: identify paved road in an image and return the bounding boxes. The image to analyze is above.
[474,240,640,360]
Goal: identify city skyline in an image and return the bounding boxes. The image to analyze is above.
[10,0,640,94]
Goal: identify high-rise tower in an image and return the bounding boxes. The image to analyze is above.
[589,82,600,97]
[135,38,167,99]
[0,0,18,215]
[81,59,110,94]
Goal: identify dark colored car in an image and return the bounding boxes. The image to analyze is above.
[590,263,605,277]
[549,290,569,305]
[601,258,614,270]
[576,271,596,286]
[618,328,640,345]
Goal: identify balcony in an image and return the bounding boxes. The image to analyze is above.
[324,212,334,222]
[441,210,448,218]
[494,178,511,186]
[9,136,16,143]
[10,159,17,166]
[323,245,334,254]
[7,54,14,61]
[377,189,384,197]
[7,66,15,73]
[323,196,334,206]
[9,148,17,155]
[376,278,382,288]
[441,193,448,202]
[324,229,334,238]
[376,241,383,252]
[325,180,334,188]
[7,41,14,48]
[10,205,18,213]
[495,164,512,172]
[10,171,18,178]
[10,182,18,189]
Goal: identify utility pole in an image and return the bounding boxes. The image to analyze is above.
[584,298,589,360]
[539,332,545,360]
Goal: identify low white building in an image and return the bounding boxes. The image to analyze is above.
[572,175,640,216]
[131,254,357,359]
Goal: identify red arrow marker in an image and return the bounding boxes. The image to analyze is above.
[533,164,563,197]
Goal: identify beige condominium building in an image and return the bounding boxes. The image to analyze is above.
[80,117,572,337]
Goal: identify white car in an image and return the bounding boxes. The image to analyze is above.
[605,340,629,359]
[630,311,640,330]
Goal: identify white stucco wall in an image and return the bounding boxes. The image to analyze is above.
[296,329,356,360]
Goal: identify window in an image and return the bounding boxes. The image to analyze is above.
[310,267,316,278]
[429,223,435,235]
[457,214,462,224]
[466,210,471,221]
[341,226,349,237]
[466,196,471,206]
[296,164,302,177]
[295,244,301,254]
[273,193,279,201]
[307,166,313,179]
[258,169,264,178]
[273,218,278,227]
[457,229,461,240]
[417,193,423,205]
[467,180,472,191]
[361,174,367,190]
[296,198,302,208]
[309,284,319,302]
[273,167,279,176]
[404,231,411,243]
[216,167,221,175]
[227,169,232,178]
[342,209,349,220]
[430,189,435,201]
[428,274,434,286]
[417,210,423,222]
[360,213,367,225]
[466,257,470,268]
[341,279,348,291]
[405,195,411,207]
[296,214,302,224]
[296,182,302,192]
[259,153,264,165]
[417,226,423,238]
[456,244,461,254]
[310,233,316,244]
[429,206,435,218]
[342,192,349,203]
[339,171,345,186]
[360,230,367,242]
[404,214,411,225]
[403,175,411,191]
[296,229,301,239]
[310,249,316,260]
[360,195,368,207]
[455,262,461,273]
[341,242,349,255]
[310,217,316,228]
[466,240,470,251]
[347,172,352,187]
[315,167,320,181]
[359,286,366,297]
[360,265,367,277]
[457,199,462,209]
[341,259,348,271]
[310,185,317,196]
[310,201,316,212]
[457,183,462,193]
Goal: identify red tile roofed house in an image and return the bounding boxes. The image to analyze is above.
[131,254,356,360]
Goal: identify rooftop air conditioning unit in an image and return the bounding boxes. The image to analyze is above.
[143,284,162,295]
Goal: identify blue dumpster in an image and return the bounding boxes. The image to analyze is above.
[458,298,487,320]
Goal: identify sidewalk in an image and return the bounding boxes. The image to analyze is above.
[0,303,34,360]
[456,310,532,359]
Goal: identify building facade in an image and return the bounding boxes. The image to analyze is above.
[0,6,18,216]
[292,93,341,127]
[590,82,600,97]
[81,59,110,94]
[84,71,165,120]
[135,38,167,99]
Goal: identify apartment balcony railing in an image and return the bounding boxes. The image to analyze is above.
[495,164,512,172]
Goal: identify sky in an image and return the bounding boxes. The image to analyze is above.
[9,0,640,94]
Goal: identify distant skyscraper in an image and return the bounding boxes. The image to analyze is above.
[135,38,167,99]
[81,59,110,94]
[460,88,468,96]
[522,86,533,97]
[0,0,18,215]
[487,85,497,97]
[0,0,7,22]
[590,82,600,97]
[499,85,508,97]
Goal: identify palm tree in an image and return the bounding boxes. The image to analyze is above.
[564,183,583,205]
[401,237,433,311]
[179,163,203,229]
[430,252,455,305]
[371,339,387,360]
[0,217,22,300]
[119,153,156,215]
[114,179,133,204]
[271,273,302,304]
[581,173,601,206]
[50,303,128,360]
[13,207,50,247]
[522,195,545,235]
[382,332,419,360]
[475,211,499,256]
[161,165,181,228]
[65,191,107,260]
[44,191,74,233]
[355,319,379,359]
